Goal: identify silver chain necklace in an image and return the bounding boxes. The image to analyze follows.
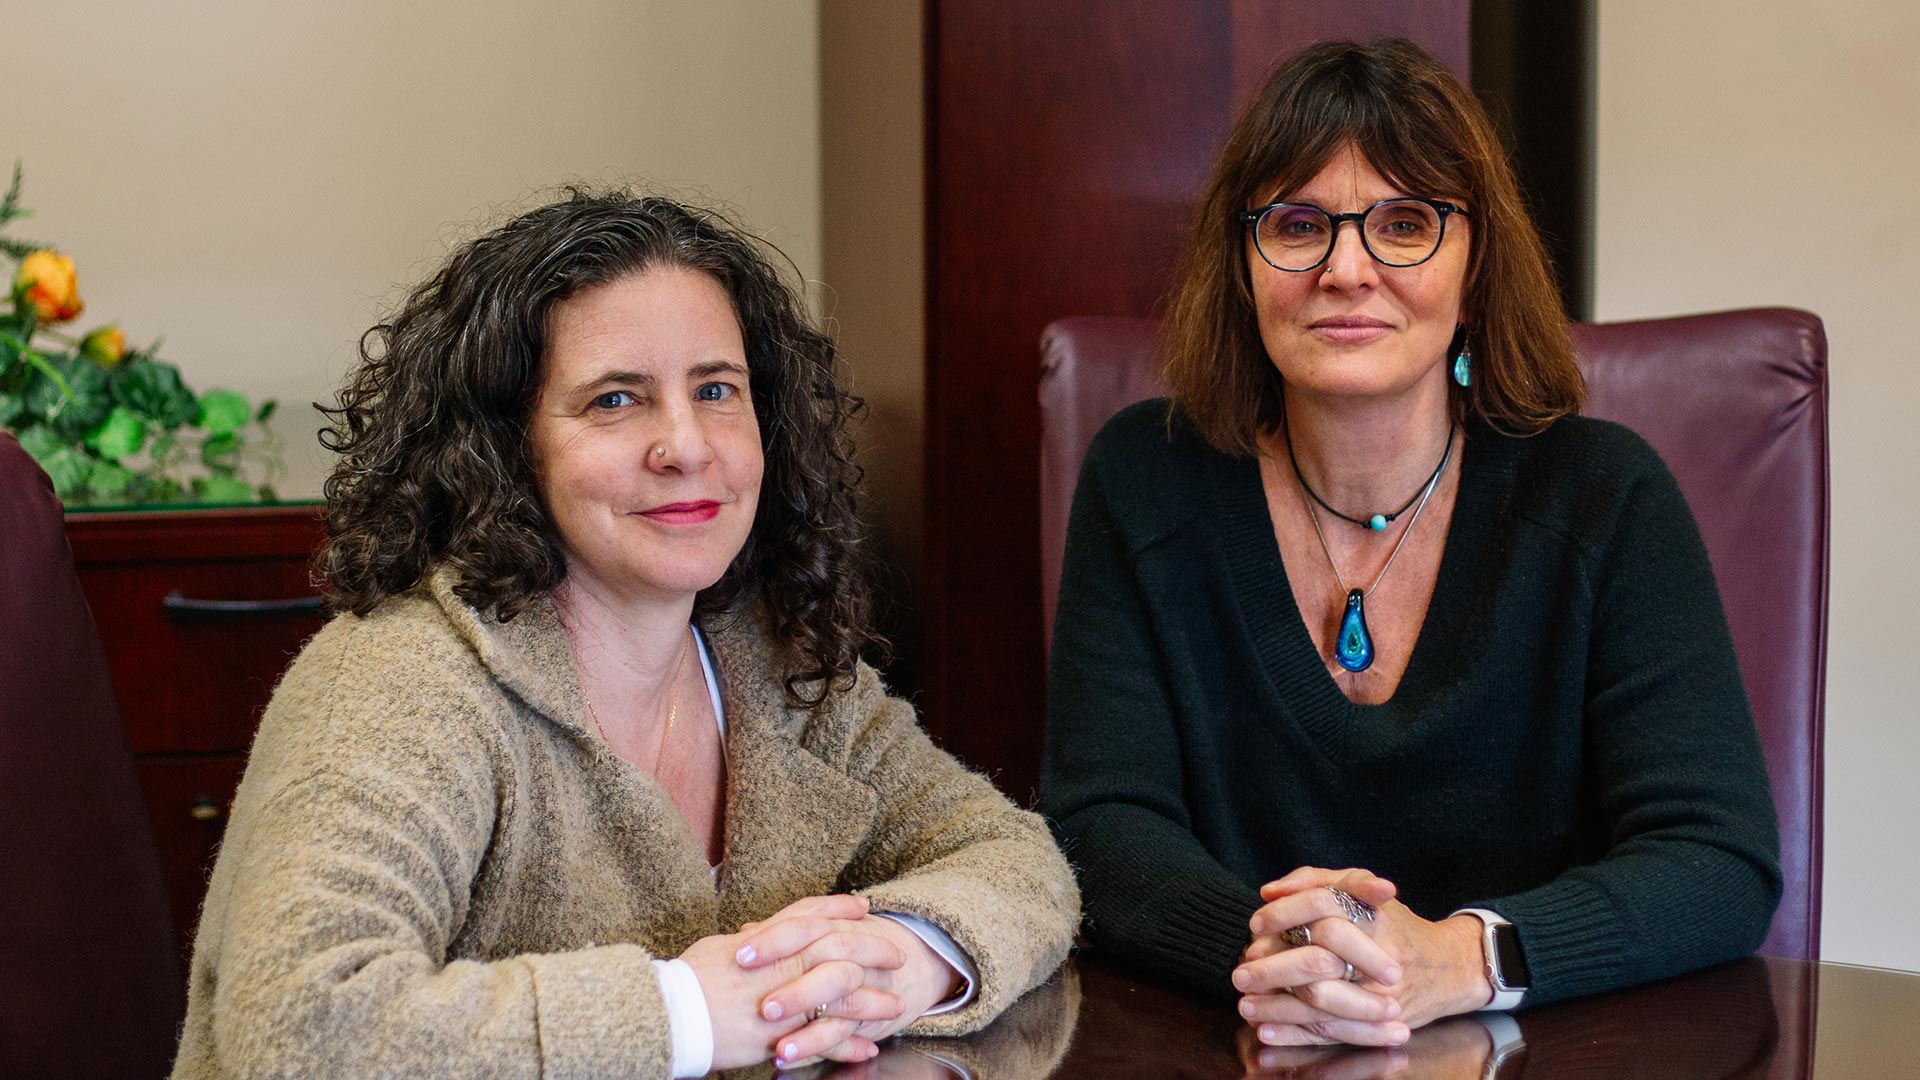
[1297,425,1456,673]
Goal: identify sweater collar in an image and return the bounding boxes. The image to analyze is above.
[423,566,805,743]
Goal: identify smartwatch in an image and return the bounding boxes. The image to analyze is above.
[1456,908,1529,1011]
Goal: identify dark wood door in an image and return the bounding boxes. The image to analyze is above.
[923,1,1471,796]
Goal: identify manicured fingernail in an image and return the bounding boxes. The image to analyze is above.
[1386,999,1402,1018]
[1260,1025,1278,1043]
[1233,969,1251,991]
[736,945,756,964]
[1384,965,1402,983]
[784,1042,800,1059]
[763,1001,783,1020]
[1239,999,1255,1018]
[1390,1024,1409,1045]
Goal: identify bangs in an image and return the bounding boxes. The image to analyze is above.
[1237,51,1479,211]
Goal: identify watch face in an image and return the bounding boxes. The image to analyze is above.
[1492,924,1531,989]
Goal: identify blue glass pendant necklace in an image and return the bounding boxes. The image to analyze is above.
[1287,424,1456,673]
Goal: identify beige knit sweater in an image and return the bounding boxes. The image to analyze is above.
[171,569,1079,1079]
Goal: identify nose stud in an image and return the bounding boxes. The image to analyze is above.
[651,443,668,458]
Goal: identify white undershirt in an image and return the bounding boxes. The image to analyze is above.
[650,627,978,1078]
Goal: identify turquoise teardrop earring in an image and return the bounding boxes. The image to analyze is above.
[1453,342,1472,387]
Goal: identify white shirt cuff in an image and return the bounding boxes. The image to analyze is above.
[873,911,978,1016]
[651,958,714,1079]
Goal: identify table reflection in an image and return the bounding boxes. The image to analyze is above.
[782,948,1830,1079]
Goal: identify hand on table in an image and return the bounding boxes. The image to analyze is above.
[682,894,903,1069]
[1235,868,1490,1048]
[729,894,964,1067]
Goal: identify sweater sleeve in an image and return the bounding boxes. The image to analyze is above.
[1469,447,1783,1006]
[835,664,1080,1038]
[194,643,675,1079]
[1040,441,1265,1000]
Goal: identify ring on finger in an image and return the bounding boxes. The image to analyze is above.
[1280,924,1312,949]
[1325,886,1377,925]
[809,1003,829,1021]
[1342,961,1359,983]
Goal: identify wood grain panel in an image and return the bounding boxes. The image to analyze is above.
[138,754,249,961]
[925,0,1234,798]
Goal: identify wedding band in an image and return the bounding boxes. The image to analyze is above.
[1280,924,1312,949]
[1343,961,1359,983]
[810,1003,828,1021]
[1326,886,1377,924]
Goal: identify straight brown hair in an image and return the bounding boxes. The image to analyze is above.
[1164,38,1584,455]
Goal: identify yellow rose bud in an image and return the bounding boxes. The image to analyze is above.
[80,324,127,367]
[16,250,84,323]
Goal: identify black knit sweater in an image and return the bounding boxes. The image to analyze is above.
[1040,400,1781,1007]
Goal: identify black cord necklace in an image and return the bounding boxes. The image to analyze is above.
[1284,420,1456,532]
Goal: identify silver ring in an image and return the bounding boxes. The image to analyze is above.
[1326,886,1377,924]
[1343,961,1359,983]
[1280,924,1312,949]
[809,1003,828,1022]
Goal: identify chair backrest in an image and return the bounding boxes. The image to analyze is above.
[1037,309,1828,961]
[0,431,185,1077]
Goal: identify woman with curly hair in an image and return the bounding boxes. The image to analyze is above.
[171,191,1077,1079]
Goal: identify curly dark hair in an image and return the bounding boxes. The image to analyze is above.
[319,189,878,706]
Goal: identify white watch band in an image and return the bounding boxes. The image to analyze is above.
[1455,908,1525,1011]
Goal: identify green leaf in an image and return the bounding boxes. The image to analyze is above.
[20,427,94,499]
[149,432,176,462]
[84,404,147,459]
[200,430,239,466]
[255,398,278,424]
[112,359,197,430]
[86,460,133,500]
[15,423,61,460]
[197,388,251,436]
[193,473,256,503]
[24,353,110,440]
[0,390,22,427]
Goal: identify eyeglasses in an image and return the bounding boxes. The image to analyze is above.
[1238,197,1469,272]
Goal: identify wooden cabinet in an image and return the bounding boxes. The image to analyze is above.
[65,505,326,958]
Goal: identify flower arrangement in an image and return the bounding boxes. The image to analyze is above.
[0,165,280,505]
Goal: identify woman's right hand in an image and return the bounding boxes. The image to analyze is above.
[682,895,910,1069]
[1235,869,1408,1047]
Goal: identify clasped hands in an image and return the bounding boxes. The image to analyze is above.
[682,894,962,1070]
[1234,868,1491,1049]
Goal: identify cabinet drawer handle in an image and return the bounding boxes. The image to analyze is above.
[162,592,324,620]
[189,797,223,823]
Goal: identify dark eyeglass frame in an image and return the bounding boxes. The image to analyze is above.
[1238,197,1471,272]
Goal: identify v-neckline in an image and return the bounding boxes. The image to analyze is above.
[1210,428,1495,741]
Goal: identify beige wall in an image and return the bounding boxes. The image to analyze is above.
[1596,0,1920,971]
[9,0,821,499]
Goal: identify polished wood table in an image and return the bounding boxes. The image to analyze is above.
[795,951,1919,1079]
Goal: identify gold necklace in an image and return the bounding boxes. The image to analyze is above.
[584,629,692,776]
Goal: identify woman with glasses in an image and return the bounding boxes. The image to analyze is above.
[1042,39,1779,1049]
[171,192,1077,1078]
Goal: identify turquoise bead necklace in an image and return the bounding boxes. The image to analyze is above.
[1285,418,1455,532]
[1288,423,1457,673]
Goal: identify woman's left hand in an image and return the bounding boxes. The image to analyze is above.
[1237,867,1491,1045]
[735,905,961,1066]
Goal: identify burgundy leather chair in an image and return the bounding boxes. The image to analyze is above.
[0,431,185,1078]
[1038,309,1829,963]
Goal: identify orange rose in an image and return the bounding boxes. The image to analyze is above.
[17,250,84,323]
[81,324,127,366]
